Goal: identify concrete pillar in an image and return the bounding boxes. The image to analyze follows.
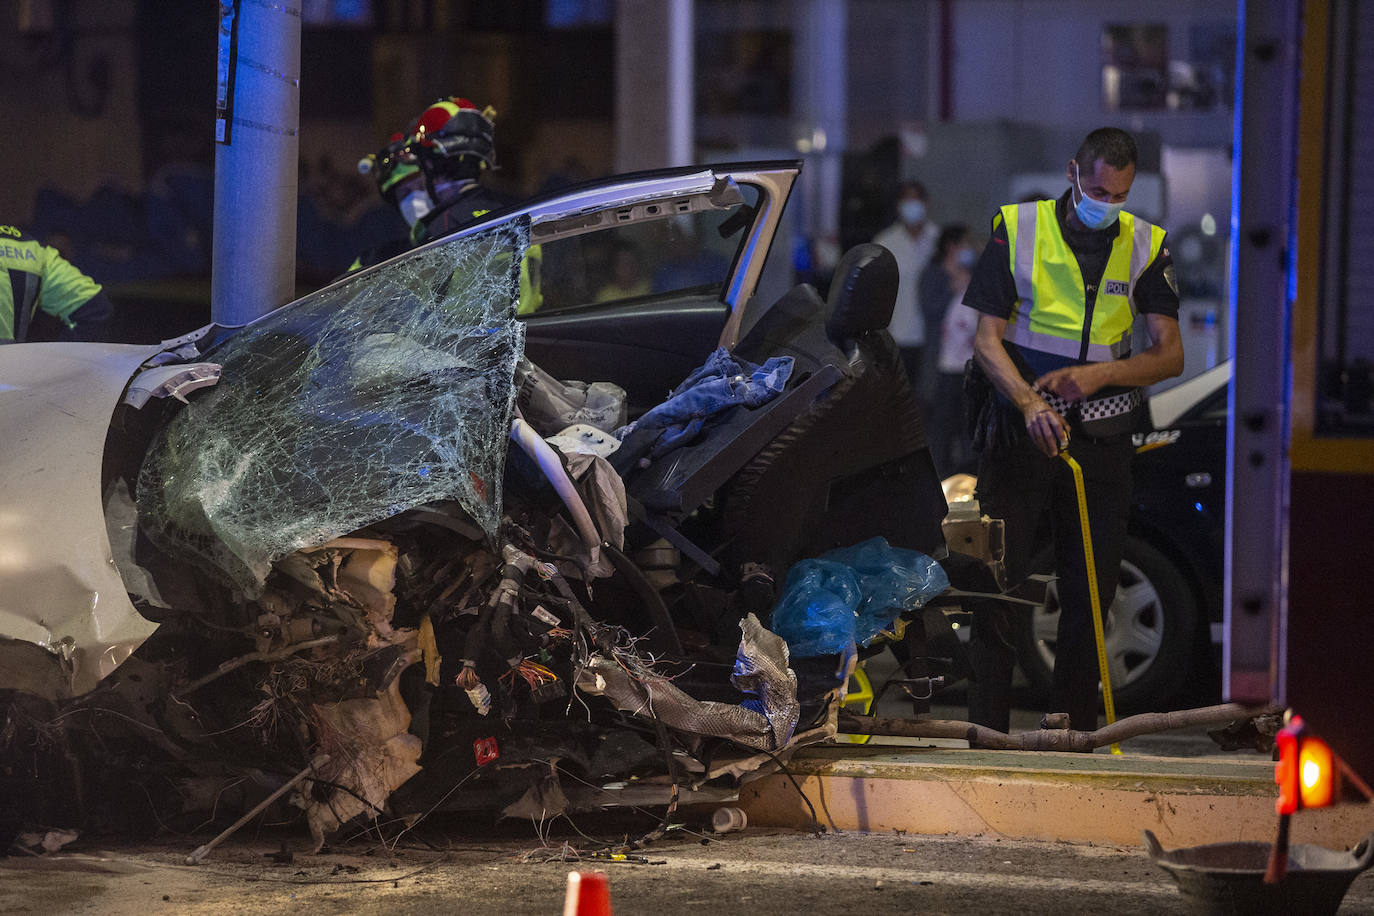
[615,0,694,171]
[211,0,301,327]
[794,0,846,252]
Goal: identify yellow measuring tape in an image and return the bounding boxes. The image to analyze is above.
[1060,450,1122,755]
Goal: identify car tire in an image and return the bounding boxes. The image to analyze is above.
[1013,536,1199,713]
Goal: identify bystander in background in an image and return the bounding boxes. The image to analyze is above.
[872,180,939,394]
[922,225,979,472]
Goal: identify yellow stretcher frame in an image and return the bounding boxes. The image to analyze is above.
[839,665,874,744]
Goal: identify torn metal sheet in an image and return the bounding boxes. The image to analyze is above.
[500,761,571,821]
[0,342,163,696]
[275,536,401,635]
[299,672,422,850]
[104,478,168,610]
[137,222,530,595]
[576,614,799,751]
[700,719,838,783]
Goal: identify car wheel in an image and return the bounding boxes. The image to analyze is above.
[1014,536,1198,713]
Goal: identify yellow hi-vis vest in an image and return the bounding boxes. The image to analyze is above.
[1001,200,1166,362]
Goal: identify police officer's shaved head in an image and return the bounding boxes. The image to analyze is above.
[1074,128,1138,170]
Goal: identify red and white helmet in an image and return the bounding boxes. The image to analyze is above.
[360,96,497,202]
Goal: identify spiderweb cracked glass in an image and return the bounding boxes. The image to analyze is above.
[138,221,529,595]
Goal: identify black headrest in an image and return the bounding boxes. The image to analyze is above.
[825,243,899,343]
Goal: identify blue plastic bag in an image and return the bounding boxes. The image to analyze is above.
[822,537,950,647]
[769,537,950,657]
[769,559,862,657]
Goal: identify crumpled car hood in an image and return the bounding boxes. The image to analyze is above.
[0,341,164,697]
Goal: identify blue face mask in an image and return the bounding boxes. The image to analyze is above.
[1073,164,1126,230]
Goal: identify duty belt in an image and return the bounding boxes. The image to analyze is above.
[1033,385,1143,422]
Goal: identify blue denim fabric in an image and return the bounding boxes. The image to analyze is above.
[616,347,794,458]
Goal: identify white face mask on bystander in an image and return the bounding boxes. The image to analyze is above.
[899,199,927,226]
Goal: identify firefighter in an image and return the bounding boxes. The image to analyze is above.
[352,97,513,264]
[961,127,1184,734]
[352,96,540,312]
[0,224,113,343]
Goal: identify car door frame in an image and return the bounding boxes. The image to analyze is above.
[511,162,800,411]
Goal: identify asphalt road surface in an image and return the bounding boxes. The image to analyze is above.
[4,822,1373,915]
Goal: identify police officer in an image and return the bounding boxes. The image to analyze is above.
[1,224,113,343]
[961,127,1183,734]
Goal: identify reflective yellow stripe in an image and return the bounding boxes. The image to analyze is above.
[1010,201,1037,305]
[516,243,543,315]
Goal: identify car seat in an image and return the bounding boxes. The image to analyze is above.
[715,243,947,576]
[610,245,948,661]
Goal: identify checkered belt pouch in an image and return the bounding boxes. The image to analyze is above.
[1033,385,1143,437]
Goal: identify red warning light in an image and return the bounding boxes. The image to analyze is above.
[1274,715,1339,813]
[1298,735,1336,809]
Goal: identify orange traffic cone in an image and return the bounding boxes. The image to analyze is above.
[563,870,613,916]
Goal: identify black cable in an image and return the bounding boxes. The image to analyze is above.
[750,745,824,835]
[620,717,682,852]
[602,542,684,657]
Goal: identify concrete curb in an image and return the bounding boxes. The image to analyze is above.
[738,745,1374,849]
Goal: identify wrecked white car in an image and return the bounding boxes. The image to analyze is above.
[0,163,952,848]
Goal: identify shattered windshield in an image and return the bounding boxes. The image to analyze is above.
[138,221,529,594]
